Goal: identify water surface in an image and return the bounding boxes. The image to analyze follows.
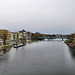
[0,40,75,75]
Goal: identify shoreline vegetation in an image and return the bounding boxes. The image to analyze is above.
[65,33,75,49]
[0,43,13,50]
[0,35,75,51]
[0,39,32,50]
[0,29,75,50]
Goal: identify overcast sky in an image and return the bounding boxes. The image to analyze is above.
[0,0,75,34]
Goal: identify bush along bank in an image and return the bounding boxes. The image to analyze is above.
[65,33,75,49]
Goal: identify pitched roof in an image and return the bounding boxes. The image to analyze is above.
[19,29,26,33]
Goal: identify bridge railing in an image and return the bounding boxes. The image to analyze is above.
[37,37,68,39]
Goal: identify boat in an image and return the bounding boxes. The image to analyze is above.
[14,43,24,48]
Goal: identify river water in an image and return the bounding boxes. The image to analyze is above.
[0,39,75,75]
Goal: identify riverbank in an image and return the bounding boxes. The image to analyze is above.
[26,40,32,42]
[0,40,36,50]
[0,43,13,50]
[65,40,75,49]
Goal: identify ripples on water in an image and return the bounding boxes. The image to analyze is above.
[0,39,75,75]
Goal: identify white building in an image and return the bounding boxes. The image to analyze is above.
[9,32,14,41]
[19,29,27,39]
[26,32,32,40]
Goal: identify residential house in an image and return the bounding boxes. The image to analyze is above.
[26,32,32,40]
[19,29,27,39]
[9,32,14,41]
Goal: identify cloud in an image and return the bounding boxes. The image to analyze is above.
[0,0,75,34]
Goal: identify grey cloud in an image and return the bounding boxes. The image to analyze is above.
[0,0,75,34]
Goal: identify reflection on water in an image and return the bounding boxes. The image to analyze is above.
[0,40,75,75]
[68,47,75,58]
[0,47,11,56]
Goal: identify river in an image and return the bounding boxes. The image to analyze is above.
[0,39,75,75]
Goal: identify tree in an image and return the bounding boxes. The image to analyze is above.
[0,30,10,45]
[14,32,20,40]
[69,33,75,43]
[19,32,26,45]
[53,34,56,37]
[13,34,15,40]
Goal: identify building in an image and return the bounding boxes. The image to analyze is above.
[9,32,14,41]
[26,32,32,40]
[19,29,27,39]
